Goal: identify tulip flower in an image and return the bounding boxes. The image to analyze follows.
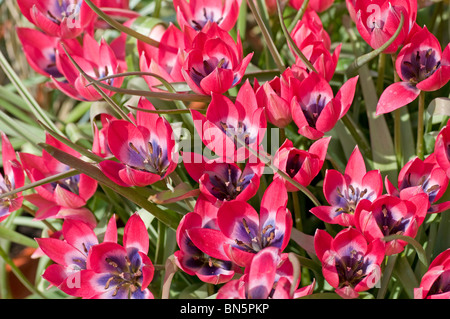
[354,0,417,54]
[254,74,292,128]
[35,216,117,298]
[377,26,450,114]
[291,72,359,140]
[16,28,63,78]
[0,133,25,223]
[182,152,265,206]
[181,22,253,95]
[173,0,241,32]
[216,247,315,299]
[188,178,292,268]
[138,23,188,92]
[289,9,341,82]
[19,133,97,225]
[52,33,125,101]
[99,97,178,187]
[310,146,383,226]
[273,137,330,192]
[289,0,335,13]
[415,248,450,299]
[78,213,155,299]
[385,154,450,214]
[354,192,429,255]
[174,209,240,285]
[314,227,386,299]
[434,119,450,179]
[191,80,266,162]
[17,0,98,39]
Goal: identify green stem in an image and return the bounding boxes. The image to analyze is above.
[0,245,46,298]
[247,0,286,72]
[417,91,426,160]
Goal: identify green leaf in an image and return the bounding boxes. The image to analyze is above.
[0,50,62,136]
[393,255,419,299]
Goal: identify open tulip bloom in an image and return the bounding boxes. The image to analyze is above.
[186,178,292,268]
[216,247,315,299]
[311,146,383,227]
[314,227,386,299]
[435,119,450,179]
[181,22,253,95]
[377,26,450,114]
[17,0,98,39]
[354,0,417,54]
[99,97,178,187]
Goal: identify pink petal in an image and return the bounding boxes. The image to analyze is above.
[376,81,421,115]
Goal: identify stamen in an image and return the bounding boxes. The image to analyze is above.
[129,142,140,154]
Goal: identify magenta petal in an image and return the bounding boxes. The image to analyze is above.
[376,82,420,115]
[345,146,367,184]
[36,238,86,267]
[98,160,131,187]
[247,247,279,299]
[118,166,162,187]
[123,213,149,254]
[187,228,231,260]
[62,219,98,254]
[218,201,260,242]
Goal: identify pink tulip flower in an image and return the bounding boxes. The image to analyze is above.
[173,0,241,32]
[354,192,429,255]
[310,146,383,226]
[273,137,330,192]
[181,22,253,95]
[314,227,386,299]
[17,0,98,39]
[291,72,359,140]
[377,26,450,114]
[98,97,178,187]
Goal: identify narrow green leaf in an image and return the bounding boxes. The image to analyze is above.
[393,255,419,299]
[247,0,285,72]
[343,17,397,180]
[276,0,317,73]
[0,50,62,136]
